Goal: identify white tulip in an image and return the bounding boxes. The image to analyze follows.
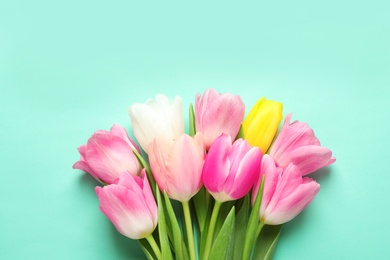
[128,94,184,153]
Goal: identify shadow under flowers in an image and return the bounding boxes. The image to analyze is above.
[78,173,145,259]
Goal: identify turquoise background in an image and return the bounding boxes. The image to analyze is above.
[1,0,389,259]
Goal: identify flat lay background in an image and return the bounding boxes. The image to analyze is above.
[1,1,389,259]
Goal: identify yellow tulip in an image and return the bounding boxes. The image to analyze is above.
[242,97,283,153]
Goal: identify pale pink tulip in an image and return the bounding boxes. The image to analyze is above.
[269,113,336,175]
[195,89,245,149]
[148,133,205,202]
[252,155,320,225]
[203,134,262,202]
[95,170,158,239]
[73,124,142,184]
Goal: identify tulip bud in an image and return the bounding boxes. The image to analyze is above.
[195,89,245,149]
[252,155,320,225]
[148,133,205,202]
[269,113,336,175]
[73,124,142,184]
[203,134,262,202]
[128,94,184,153]
[242,97,283,153]
[95,171,158,239]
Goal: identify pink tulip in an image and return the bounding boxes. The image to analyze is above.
[148,133,205,202]
[269,113,336,175]
[203,134,262,202]
[95,170,157,239]
[252,155,320,225]
[195,89,245,150]
[73,124,142,184]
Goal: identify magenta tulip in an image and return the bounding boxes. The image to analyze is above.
[252,155,320,225]
[203,134,262,202]
[95,170,158,239]
[269,113,336,175]
[148,133,205,202]
[195,89,245,150]
[73,124,142,184]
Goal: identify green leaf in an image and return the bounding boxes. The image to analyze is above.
[209,206,235,260]
[236,124,245,139]
[189,103,196,136]
[163,192,188,260]
[242,176,265,260]
[253,225,282,260]
[233,195,249,260]
[192,187,208,235]
[199,198,214,258]
[214,201,235,237]
[139,239,156,260]
[133,149,157,198]
[156,187,173,260]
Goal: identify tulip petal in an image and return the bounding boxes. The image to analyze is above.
[86,134,141,183]
[95,183,156,239]
[196,89,245,149]
[269,113,320,160]
[129,95,184,152]
[264,178,320,225]
[167,134,204,201]
[72,145,93,173]
[149,133,204,202]
[202,134,231,194]
[226,147,261,200]
[255,155,283,214]
[110,124,140,153]
[269,113,335,175]
[148,137,174,193]
[243,98,283,153]
[286,145,335,175]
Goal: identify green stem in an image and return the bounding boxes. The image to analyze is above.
[205,190,211,208]
[182,201,196,260]
[255,222,265,239]
[252,222,265,253]
[132,149,157,198]
[145,234,162,260]
[203,200,222,260]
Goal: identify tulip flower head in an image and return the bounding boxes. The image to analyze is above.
[95,170,158,239]
[269,113,336,175]
[73,124,142,184]
[128,94,184,153]
[148,133,205,202]
[242,97,283,154]
[252,155,320,225]
[203,134,262,202]
[195,88,245,150]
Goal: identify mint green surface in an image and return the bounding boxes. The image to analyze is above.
[1,1,389,259]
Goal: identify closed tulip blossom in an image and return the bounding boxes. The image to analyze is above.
[95,170,158,240]
[203,133,262,202]
[242,97,283,154]
[73,124,142,184]
[148,133,204,202]
[201,133,262,259]
[269,113,336,175]
[128,94,184,153]
[252,155,320,225]
[148,133,204,260]
[195,89,245,150]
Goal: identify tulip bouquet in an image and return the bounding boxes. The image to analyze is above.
[73,89,335,260]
